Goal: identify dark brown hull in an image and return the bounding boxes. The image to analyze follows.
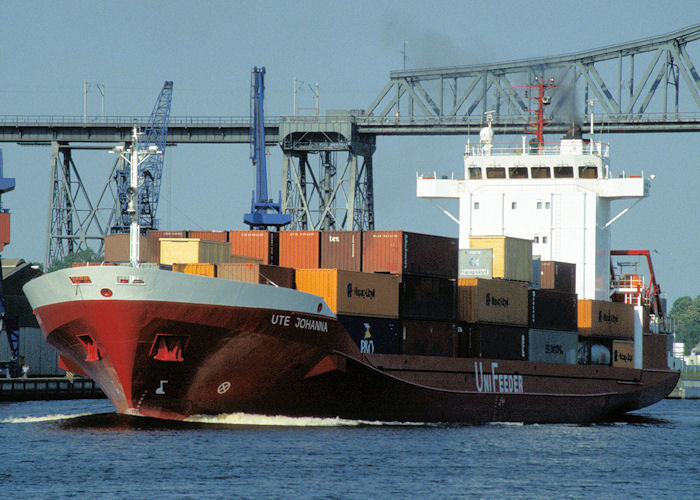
[24,267,680,424]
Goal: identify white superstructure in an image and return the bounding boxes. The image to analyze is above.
[417,111,650,300]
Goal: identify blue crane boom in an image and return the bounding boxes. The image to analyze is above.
[243,67,290,229]
[112,81,173,234]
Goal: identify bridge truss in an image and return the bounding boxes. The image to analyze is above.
[364,23,700,133]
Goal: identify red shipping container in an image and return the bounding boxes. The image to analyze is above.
[279,231,320,269]
[320,230,362,271]
[228,230,279,265]
[188,230,228,242]
[147,230,187,263]
[362,231,458,278]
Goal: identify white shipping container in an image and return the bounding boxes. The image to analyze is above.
[458,249,493,279]
[528,329,578,364]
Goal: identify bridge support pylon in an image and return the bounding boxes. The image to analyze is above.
[280,113,376,230]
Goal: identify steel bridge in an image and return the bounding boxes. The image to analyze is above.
[0,23,699,267]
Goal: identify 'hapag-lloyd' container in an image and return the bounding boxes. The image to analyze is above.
[295,268,399,318]
[612,340,634,368]
[578,299,634,338]
[457,278,528,326]
[362,231,458,278]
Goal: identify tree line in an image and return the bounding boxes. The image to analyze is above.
[670,296,700,355]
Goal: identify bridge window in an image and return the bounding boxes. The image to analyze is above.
[536,201,542,209]
[531,167,550,178]
[468,167,482,179]
[486,167,505,179]
[579,166,598,178]
[474,202,480,210]
[554,166,574,178]
[508,167,528,179]
[511,202,517,209]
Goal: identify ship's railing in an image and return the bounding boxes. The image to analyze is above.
[464,140,608,157]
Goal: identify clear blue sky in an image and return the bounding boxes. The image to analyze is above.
[0,1,698,306]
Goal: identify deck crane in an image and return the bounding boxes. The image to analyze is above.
[112,81,173,234]
[243,67,291,229]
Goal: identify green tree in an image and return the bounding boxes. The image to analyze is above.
[46,248,104,273]
[669,295,700,355]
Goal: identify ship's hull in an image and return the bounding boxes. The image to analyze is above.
[24,266,679,424]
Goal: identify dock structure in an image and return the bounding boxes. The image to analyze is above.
[0,377,104,402]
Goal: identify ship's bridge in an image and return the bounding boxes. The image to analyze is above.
[463,137,608,181]
[417,135,651,301]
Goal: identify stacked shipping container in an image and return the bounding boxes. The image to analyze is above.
[107,229,649,368]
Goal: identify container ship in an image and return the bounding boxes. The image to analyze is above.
[23,82,680,424]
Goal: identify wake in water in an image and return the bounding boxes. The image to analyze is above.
[1,412,94,424]
[186,412,428,427]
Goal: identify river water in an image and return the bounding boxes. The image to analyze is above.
[1,398,698,499]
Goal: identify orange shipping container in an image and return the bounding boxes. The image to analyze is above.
[362,231,458,278]
[188,230,228,242]
[217,262,295,288]
[295,268,399,318]
[0,212,10,250]
[279,231,320,269]
[577,299,634,338]
[457,278,528,326]
[229,230,278,265]
[172,262,216,277]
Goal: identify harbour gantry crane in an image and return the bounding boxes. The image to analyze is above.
[0,148,19,377]
[243,67,291,229]
[112,81,173,234]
